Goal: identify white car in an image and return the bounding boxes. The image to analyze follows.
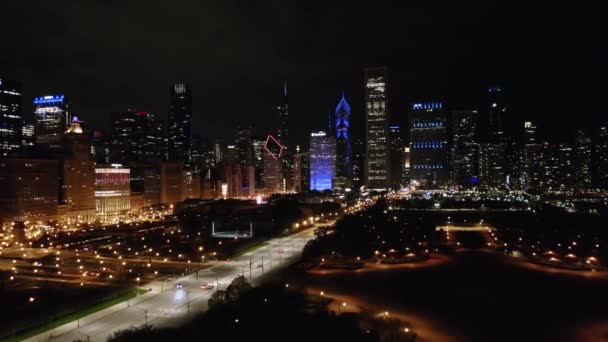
[201,282,215,290]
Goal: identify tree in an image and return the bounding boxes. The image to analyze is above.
[225,275,251,302]
[208,290,226,310]
[107,325,154,342]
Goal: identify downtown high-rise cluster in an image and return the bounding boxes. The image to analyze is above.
[1,69,608,229]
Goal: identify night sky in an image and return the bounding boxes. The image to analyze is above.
[1,1,606,145]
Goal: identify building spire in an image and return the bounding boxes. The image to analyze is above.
[283,80,287,97]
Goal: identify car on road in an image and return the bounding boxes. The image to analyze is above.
[201,282,215,290]
[176,283,183,289]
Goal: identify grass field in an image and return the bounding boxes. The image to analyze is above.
[1,288,148,342]
[233,239,270,258]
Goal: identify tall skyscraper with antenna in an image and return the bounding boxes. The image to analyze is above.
[168,83,192,164]
[277,81,292,191]
[277,81,289,147]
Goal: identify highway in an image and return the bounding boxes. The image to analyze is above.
[24,228,316,342]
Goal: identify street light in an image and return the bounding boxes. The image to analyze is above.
[339,302,347,314]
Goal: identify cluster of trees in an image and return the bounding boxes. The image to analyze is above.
[302,201,434,260]
[208,275,251,309]
[107,280,381,342]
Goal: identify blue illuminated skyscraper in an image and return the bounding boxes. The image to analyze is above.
[408,101,449,187]
[335,93,351,180]
[309,131,336,191]
[34,95,70,150]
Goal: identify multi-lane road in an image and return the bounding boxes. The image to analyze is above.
[25,228,316,342]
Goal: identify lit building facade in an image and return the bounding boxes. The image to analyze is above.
[160,161,183,204]
[595,126,608,190]
[182,168,201,199]
[22,122,35,148]
[574,128,592,192]
[409,102,449,187]
[236,126,254,166]
[364,67,390,190]
[402,146,411,185]
[351,138,365,188]
[519,121,542,191]
[110,109,163,163]
[481,87,508,189]
[539,143,575,193]
[452,110,480,187]
[0,158,58,227]
[309,131,336,191]
[95,165,130,222]
[34,95,70,150]
[252,136,266,189]
[263,135,284,194]
[168,83,192,164]
[0,78,23,157]
[60,119,96,224]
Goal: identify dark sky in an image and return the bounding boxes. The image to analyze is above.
[1,1,607,145]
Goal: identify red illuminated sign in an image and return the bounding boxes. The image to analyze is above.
[264,135,285,160]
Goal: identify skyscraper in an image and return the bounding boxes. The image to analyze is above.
[0,78,23,157]
[263,135,284,194]
[309,131,336,191]
[59,118,96,223]
[595,126,608,190]
[21,122,35,148]
[481,87,508,189]
[236,126,254,166]
[334,93,351,190]
[520,121,541,191]
[389,126,403,189]
[0,158,58,227]
[364,67,390,190]
[452,110,480,187]
[488,87,507,142]
[335,93,351,176]
[574,128,592,191]
[277,82,292,191]
[89,130,110,164]
[293,145,303,193]
[110,109,163,164]
[351,138,365,188]
[539,143,575,193]
[409,102,449,187]
[252,136,266,189]
[168,83,192,164]
[34,95,70,150]
[278,82,289,148]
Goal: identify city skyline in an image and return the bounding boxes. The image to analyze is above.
[1,2,607,145]
[2,3,608,342]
